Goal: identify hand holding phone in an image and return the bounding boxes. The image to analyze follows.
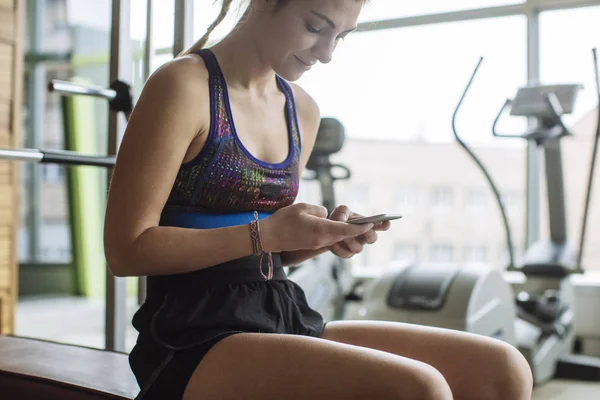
[346,214,402,225]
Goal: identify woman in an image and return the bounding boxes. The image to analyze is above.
[104,0,533,399]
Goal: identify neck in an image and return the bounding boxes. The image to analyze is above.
[209,22,278,94]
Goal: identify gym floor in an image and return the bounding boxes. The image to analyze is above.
[14,296,600,399]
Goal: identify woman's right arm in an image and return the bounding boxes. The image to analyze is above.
[104,57,257,277]
[104,57,373,278]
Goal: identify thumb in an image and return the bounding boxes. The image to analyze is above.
[298,203,328,219]
[329,219,374,239]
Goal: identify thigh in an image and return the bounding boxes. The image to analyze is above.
[183,332,452,400]
[322,320,532,400]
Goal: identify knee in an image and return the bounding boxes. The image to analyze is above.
[403,364,453,400]
[486,341,533,400]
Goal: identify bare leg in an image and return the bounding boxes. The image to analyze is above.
[322,320,533,400]
[183,332,454,400]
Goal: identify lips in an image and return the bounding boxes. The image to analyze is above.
[294,55,314,67]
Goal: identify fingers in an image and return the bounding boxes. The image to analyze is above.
[329,242,355,259]
[373,220,392,232]
[329,205,353,222]
[344,238,364,254]
[359,230,378,245]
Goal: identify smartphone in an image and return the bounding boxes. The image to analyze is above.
[346,214,403,225]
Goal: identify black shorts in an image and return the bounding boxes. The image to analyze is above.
[128,254,327,399]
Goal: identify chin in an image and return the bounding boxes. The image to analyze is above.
[277,70,305,82]
[273,64,308,82]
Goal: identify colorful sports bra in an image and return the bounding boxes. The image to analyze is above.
[160,48,302,228]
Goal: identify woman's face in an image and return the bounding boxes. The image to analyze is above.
[254,0,363,81]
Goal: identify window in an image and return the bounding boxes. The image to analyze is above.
[465,189,487,213]
[394,244,419,263]
[294,16,526,274]
[540,6,600,271]
[396,187,418,214]
[359,1,524,22]
[431,187,453,210]
[297,16,526,143]
[464,245,487,263]
[194,0,247,45]
[501,192,522,216]
[540,6,600,126]
[430,245,453,263]
[41,164,64,184]
[345,183,370,212]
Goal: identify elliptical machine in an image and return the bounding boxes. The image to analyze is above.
[450,48,600,385]
[299,122,518,346]
[343,49,600,385]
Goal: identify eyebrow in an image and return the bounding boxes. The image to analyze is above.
[311,11,357,33]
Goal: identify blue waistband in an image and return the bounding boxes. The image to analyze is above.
[159,210,273,229]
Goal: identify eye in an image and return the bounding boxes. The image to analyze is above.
[306,23,323,34]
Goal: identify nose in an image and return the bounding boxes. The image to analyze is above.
[313,37,337,64]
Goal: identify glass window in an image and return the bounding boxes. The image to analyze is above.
[194,0,248,45]
[358,0,524,23]
[345,183,370,212]
[295,16,526,272]
[540,6,600,271]
[297,16,527,144]
[501,191,523,216]
[394,244,419,263]
[396,187,418,214]
[464,245,487,263]
[431,187,453,210]
[465,188,487,213]
[430,245,453,262]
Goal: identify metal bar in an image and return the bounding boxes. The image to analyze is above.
[143,0,153,81]
[26,0,44,263]
[0,148,43,163]
[576,48,600,273]
[105,0,132,353]
[526,9,542,249]
[544,141,568,243]
[24,51,71,64]
[48,80,117,101]
[357,4,525,32]
[138,0,155,307]
[354,0,600,33]
[0,148,116,167]
[529,0,600,12]
[173,0,195,57]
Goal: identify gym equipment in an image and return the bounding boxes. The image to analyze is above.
[0,77,140,398]
[349,262,517,344]
[49,79,133,121]
[450,48,600,385]
[330,112,517,342]
[291,119,518,346]
[288,118,356,322]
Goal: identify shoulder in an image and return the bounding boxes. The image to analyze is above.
[140,53,210,105]
[286,82,321,151]
[287,82,321,128]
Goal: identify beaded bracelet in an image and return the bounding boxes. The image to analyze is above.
[249,211,273,280]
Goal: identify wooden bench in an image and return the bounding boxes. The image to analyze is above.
[0,335,138,399]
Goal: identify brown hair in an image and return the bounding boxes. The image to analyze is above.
[180,0,366,57]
